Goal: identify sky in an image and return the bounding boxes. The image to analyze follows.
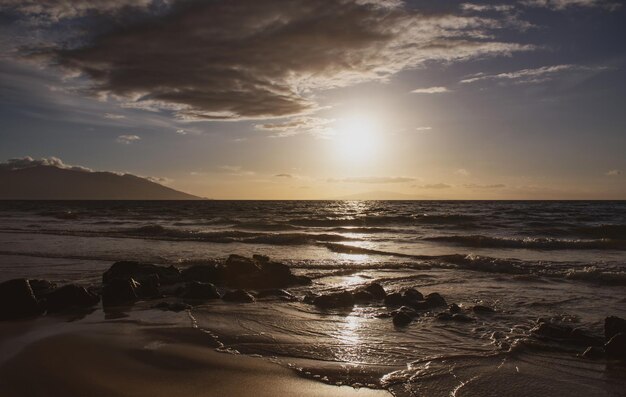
[0,0,625,199]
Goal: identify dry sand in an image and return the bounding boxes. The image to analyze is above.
[0,319,391,397]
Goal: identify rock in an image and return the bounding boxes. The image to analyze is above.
[222,289,255,303]
[425,293,447,308]
[103,261,181,285]
[581,346,605,360]
[384,293,404,307]
[393,312,413,327]
[135,274,161,299]
[437,312,453,321]
[472,305,495,314]
[252,254,270,263]
[181,281,220,300]
[313,291,354,309]
[102,278,140,306]
[353,290,374,303]
[531,322,601,346]
[605,316,626,340]
[29,280,57,299]
[44,284,100,312]
[221,255,311,289]
[181,264,223,283]
[0,279,41,320]
[256,289,297,301]
[452,313,475,323]
[168,302,193,312]
[403,288,424,301]
[363,283,386,300]
[605,333,626,361]
[303,293,318,304]
[448,303,461,313]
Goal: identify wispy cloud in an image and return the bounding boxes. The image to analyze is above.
[116,135,141,144]
[415,126,433,131]
[255,117,333,138]
[103,113,126,120]
[521,0,621,11]
[416,183,452,189]
[455,168,470,176]
[0,156,92,172]
[606,169,622,176]
[461,3,515,12]
[460,64,607,85]
[274,173,293,178]
[328,176,415,184]
[463,183,506,189]
[411,86,451,94]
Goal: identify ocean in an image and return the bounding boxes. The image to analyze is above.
[1,200,625,395]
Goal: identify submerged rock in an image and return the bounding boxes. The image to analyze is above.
[393,312,413,327]
[384,293,404,307]
[605,333,626,361]
[605,316,626,340]
[181,281,220,300]
[363,283,386,300]
[44,284,100,312]
[472,305,495,314]
[255,289,297,301]
[448,303,462,313]
[222,289,255,303]
[581,346,605,360]
[313,291,354,309]
[531,321,602,346]
[452,313,475,323]
[353,290,375,303]
[29,280,57,299]
[0,279,41,320]
[425,293,447,308]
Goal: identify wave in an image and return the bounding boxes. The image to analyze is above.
[288,213,477,227]
[423,235,626,250]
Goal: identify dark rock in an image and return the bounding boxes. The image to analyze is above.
[102,278,140,306]
[222,289,255,303]
[448,303,461,313]
[437,312,453,321]
[222,255,311,289]
[452,313,475,323]
[353,290,375,303]
[393,312,413,327]
[29,280,57,299]
[135,274,161,299]
[303,293,319,304]
[182,263,223,283]
[472,305,495,314]
[393,306,419,317]
[181,281,220,300]
[223,255,261,280]
[403,288,424,301]
[581,346,605,360]
[313,291,354,309]
[604,333,626,361]
[168,302,193,312]
[384,293,404,307]
[531,322,602,346]
[45,284,100,312]
[256,289,296,301]
[0,279,41,320]
[363,283,386,300]
[425,293,447,308]
[103,261,181,285]
[605,316,626,340]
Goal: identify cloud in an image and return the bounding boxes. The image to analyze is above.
[0,0,159,21]
[411,86,451,94]
[274,173,293,178]
[415,126,433,131]
[255,117,333,138]
[416,183,452,189]
[521,0,621,11]
[328,176,415,184]
[455,168,470,176]
[460,64,608,85]
[218,165,255,176]
[461,4,515,12]
[103,113,126,119]
[116,134,141,144]
[463,183,506,189]
[606,169,621,176]
[25,0,534,121]
[0,156,92,172]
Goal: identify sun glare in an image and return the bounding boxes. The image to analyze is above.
[333,114,380,162]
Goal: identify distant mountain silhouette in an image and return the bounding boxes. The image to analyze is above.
[0,165,200,200]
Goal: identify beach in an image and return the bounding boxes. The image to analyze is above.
[1,200,625,396]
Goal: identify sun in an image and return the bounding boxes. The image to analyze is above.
[333,114,381,162]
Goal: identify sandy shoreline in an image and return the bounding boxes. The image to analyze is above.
[0,318,391,397]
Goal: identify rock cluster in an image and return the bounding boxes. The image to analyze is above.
[0,255,310,319]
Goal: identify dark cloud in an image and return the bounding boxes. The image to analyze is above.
[274,173,293,178]
[40,0,533,120]
[328,176,415,184]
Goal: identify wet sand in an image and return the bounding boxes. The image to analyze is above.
[0,320,390,397]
